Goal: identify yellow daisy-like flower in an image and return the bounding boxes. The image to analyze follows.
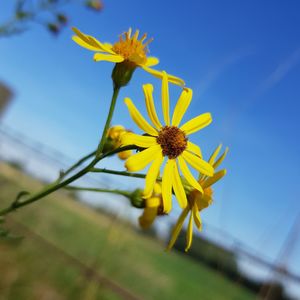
[167,145,228,252]
[72,27,184,86]
[121,72,214,213]
[139,183,164,229]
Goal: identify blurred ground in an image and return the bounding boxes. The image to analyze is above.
[0,162,255,300]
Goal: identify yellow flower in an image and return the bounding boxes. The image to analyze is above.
[139,183,164,229]
[167,145,228,252]
[72,27,184,86]
[106,125,132,160]
[121,72,214,213]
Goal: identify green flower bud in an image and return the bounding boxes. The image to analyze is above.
[129,189,145,209]
[111,61,136,88]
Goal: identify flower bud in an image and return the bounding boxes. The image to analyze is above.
[107,125,125,139]
[129,189,145,208]
[86,0,103,11]
[47,23,60,35]
[111,61,136,88]
[118,150,132,160]
[105,125,133,160]
[57,14,68,25]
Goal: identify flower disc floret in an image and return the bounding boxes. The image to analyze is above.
[157,126,187,159]
[112,29,152,65]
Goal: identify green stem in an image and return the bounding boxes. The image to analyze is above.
[65,186,131,197]
[95,86,120,157]
[57,150,97,182]
[0,163,91,216]
[0,145,137,217]
[91,168,162,182]
[99,145,137,160]
[0,84,129,217]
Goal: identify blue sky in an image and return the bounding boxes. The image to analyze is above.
[1,0,300,283]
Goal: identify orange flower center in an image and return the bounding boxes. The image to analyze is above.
[157,126,188,159]
[112,29,152,65]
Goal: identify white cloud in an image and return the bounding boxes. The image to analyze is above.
[195,46,255,98]
[258,47,300,95]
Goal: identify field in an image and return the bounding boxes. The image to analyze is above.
[0,163,255,300]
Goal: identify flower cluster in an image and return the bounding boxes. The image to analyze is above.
[72,27,228,251]
[121,75,228,250]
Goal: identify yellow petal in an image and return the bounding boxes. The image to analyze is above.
[146,197,161,208]
[186,141,202,158]
[121,132,157,148]
[143,84,162,130]
[180,113,212,135]
[124,98,158,136]
[103,42,113,49]
[213,147,229,169]
[93,53,124,63]
[182,151,214,177]
[177,156,204,193]
[161,159,174,213]
[185,212,194,252]
[162,71,170,125]
[145,57,159,67]
[153,183,162,195]
[125,145,161,172]
[202,169,227,189]
[139,205,158,229]
[192,204,202,230]
[72,36,101,52]
[143,153,164,198]
[72,27,115,54]
[196,194,213,211]
[172,162,187,208]
[171,88,193,126]
[140,66,185,86]
[166,207,189,251]
[208,144,222,165]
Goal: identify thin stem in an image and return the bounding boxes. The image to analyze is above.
[58,145,135,183]
[57,150,96,182]
[65,186,131,197]
[99,145,137,160]
[0,145,137,217]
[91,168,162,182]
[0,84,128,217]
[0,163,92,216]
[95,86,120,157]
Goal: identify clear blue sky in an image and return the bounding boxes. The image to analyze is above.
[1,0,300,279]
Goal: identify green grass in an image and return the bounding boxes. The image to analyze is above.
[0,163,255,300]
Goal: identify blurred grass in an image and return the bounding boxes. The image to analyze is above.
[0,162,255,300]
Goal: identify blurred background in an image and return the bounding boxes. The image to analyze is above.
[1,1,300,299]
